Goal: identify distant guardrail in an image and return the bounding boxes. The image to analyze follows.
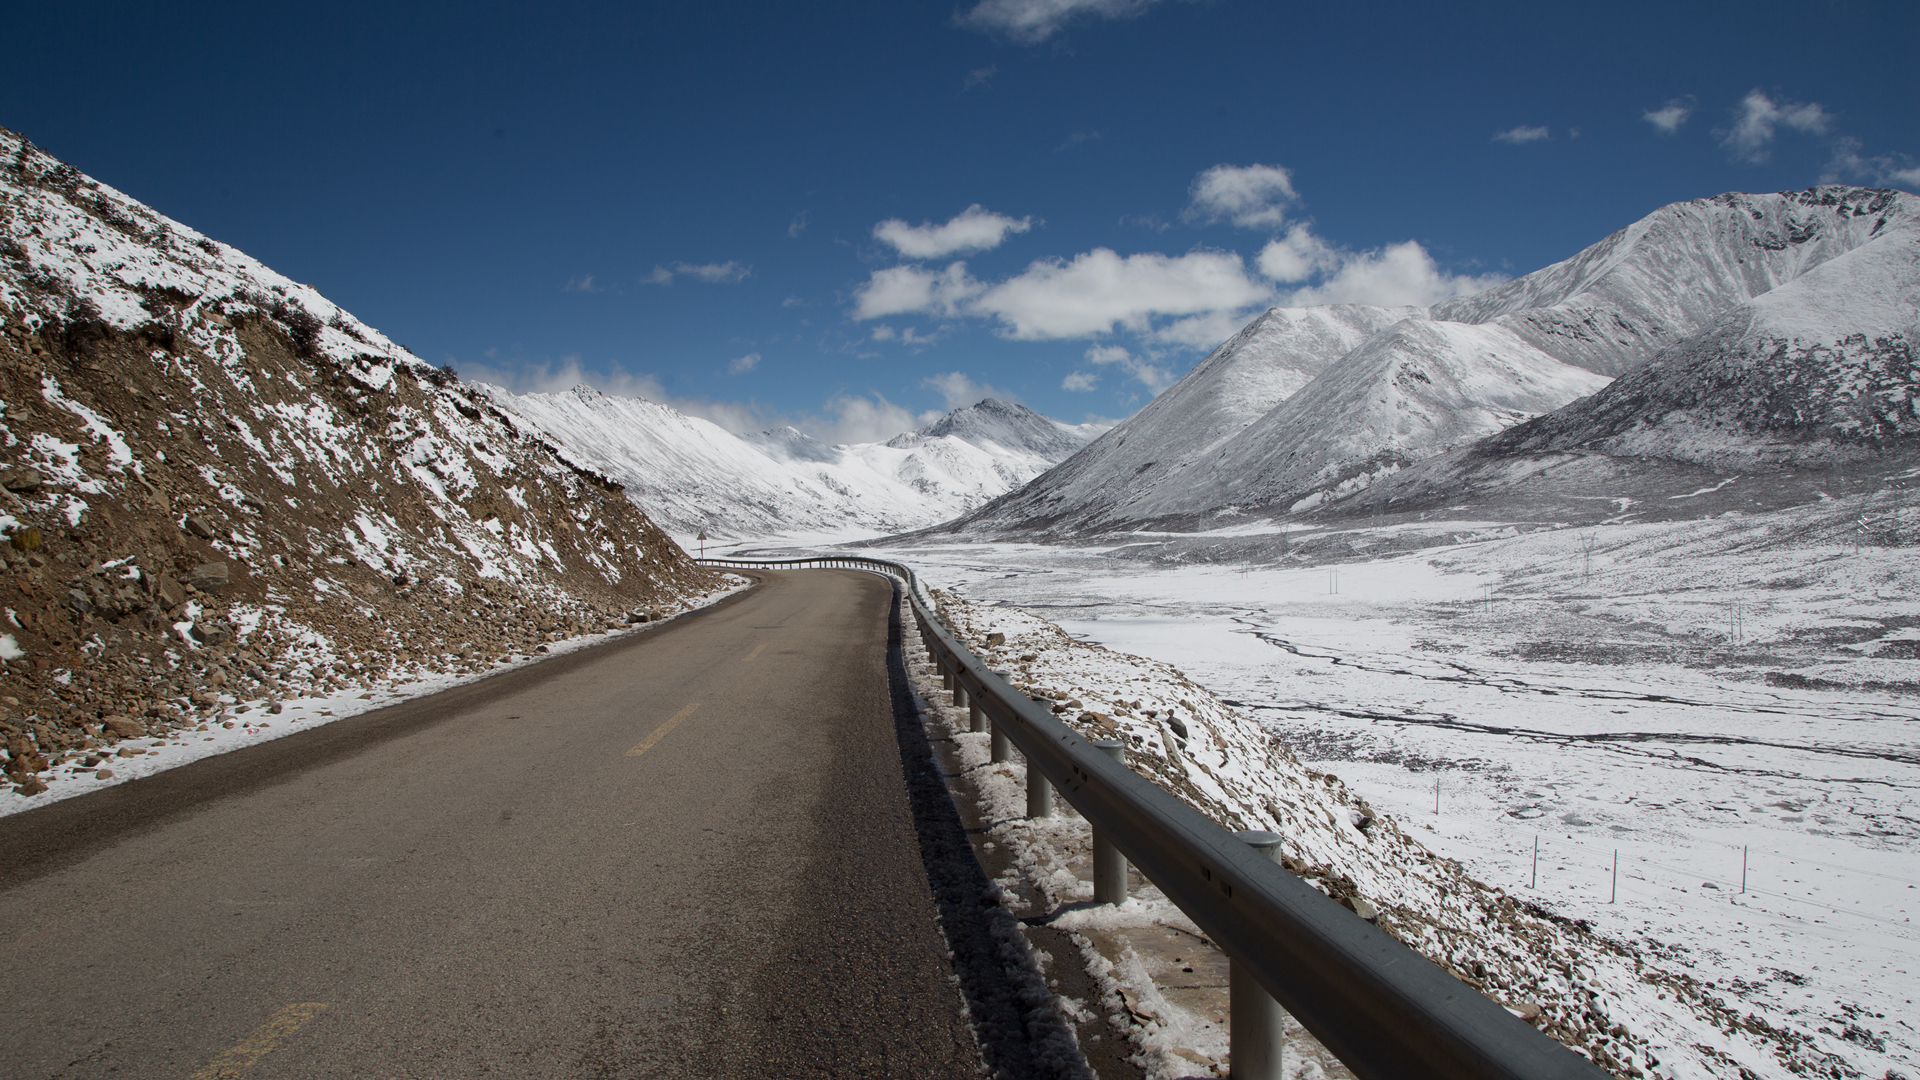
[698,555,1611,1080]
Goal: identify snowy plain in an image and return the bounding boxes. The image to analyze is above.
[718,492,1920,1077]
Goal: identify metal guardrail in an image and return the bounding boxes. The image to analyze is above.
[698,555,1613,1080]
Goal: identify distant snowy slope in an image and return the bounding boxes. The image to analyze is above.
[484,390,1104,538]
[1434,187,1915,376]
[474,386,859,537]
[958,305,1416,533]
[1482,219,1920,469]
[1200,320,1613,514]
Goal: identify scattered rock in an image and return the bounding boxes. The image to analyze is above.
[102,715,145,738]
[7,527,41,552]
[182,562,229,593]
[94,768,113,779]
[150,573,186,608]
[987,632,1006,647]
[0,468,43,493]
[184,516,216,540]
[12,776,47,795]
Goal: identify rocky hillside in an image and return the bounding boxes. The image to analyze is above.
[0,127,716,799]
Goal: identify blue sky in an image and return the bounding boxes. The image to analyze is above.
[6,0,1916,440]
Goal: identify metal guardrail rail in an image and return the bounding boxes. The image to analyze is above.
[698,555,1613,1080]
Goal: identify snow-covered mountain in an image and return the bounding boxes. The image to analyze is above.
[481,389,1105,539]
[0,126,717,785]
[952,186,1916,536]
[1478,214,1919,470]
[948,305,1416,532]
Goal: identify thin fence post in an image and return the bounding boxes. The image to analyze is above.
[968,698,985,733]
[1230,830,1287,1080]
[952,674,967,708]
[1092,740,1129,904]
[991,719,1011,762]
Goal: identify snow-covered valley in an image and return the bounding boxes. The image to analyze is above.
[801,493,1920,1078]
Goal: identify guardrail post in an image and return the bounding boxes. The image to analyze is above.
[1026,758,1053,818]
[941,661,954,693]
[952,676,967,709]
[968,698,985,733]
[1230,830,1287,1080]
[990,718,1011,762]
[1092,740,1129,904]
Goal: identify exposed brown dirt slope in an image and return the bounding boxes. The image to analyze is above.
[0,127,717,796]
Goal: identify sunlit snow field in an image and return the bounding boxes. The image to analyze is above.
[742,509,1920,1064]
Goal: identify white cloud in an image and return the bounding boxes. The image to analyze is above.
[1256,225,1339,283]
[1084,343,1174,393]
[1642,98,1694,135]
[643,261,752,286]
[1282,239,1505,307]
[1493,125,1551,144]
[958,0,1174,43]
[1720,89,1831,164]
[1185,164,1299,229]
[1054,129,1101,152]
[1062,370,1098,392]
[973,248,1273,340]
[781,296,806,308]
[563,274,599,292]
[851,262,985,320]
[787,212,808,238]
[873,205,1034,259]
[808,394,942,444]
[727,352,760,374]
[1820,136,1920,190]
[963,66,997,91]
[924,371,1017,409]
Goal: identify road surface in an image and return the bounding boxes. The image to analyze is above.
[0,569,986,1079]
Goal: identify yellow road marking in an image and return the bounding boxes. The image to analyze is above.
[190,1002,328,1080]
[742,643,766,662]
[626,703,701,757]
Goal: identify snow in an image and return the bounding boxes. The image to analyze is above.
[479,386,1105,540]
[834,510,1920,1078]
[964,185,1917,538]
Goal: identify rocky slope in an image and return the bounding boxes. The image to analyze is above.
[946,186,1915,538]
[0,127,717,799]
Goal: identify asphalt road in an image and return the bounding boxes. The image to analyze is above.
[0,569,984,1079]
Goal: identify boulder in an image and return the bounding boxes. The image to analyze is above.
[184,516,216,540]
[102,715,146,738]
[149,573,187,609]
[0,468,43,493]
[181,563,229,593]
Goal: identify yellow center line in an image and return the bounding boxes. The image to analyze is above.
[626,702,701,757]
[742,643,766,662]
[190,1002,328,1080]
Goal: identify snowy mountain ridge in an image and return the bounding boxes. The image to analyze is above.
[480,388,1105,539]
[952,186,1917,537]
